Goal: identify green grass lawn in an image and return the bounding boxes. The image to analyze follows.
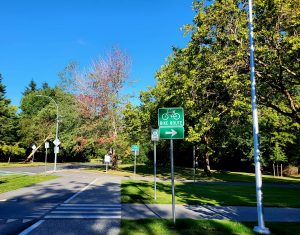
[0,174,59,193]
[110,164,300,184]
[121,219,300,235]
[0,162,46,168]
[121,180,300,207]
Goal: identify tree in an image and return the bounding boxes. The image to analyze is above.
[23,79,37,95]
[0,74,24,161]
[59,47,131,168]
[42,82,50,90]
[19,86,81,162]
[137,0,300,174]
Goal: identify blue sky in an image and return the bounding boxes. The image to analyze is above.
[0,0,194,106]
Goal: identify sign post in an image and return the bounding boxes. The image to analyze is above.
[45,142,49,173]
[193,146,196,182]
[131,145,139,177]
[53,138,61,171]
[31,144,37,163]
[151,129,159,200]
[158,107,184,224]
[104,154,111,173]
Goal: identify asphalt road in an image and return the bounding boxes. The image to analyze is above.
[0,170,122,235]
[0,166,300,234]
[0,163,104,175]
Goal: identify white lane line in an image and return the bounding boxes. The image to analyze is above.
[64,178,98,203]
[0,199,17,202]
[18,220,45,235]
[44,215,121,219]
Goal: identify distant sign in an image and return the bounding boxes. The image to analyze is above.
[54,146,59,154]
[131,145,139,151]
[45,142,49,149]
[53,139,61,146]
[104,154,111,163]
[32,144,37,150]
[151,129,159,141]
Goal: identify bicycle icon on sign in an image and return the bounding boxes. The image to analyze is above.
[162,110,180,121]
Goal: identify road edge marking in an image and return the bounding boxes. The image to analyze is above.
[63,178,98,204]
[18,219,45,235]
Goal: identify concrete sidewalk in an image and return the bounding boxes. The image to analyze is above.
[122,204,300,222]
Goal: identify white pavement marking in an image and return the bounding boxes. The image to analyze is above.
[0,199,17,202]
[18,220,45,235]
[45,203,122,219]
[44,215,121,219]
[6,219,18,223]
[22,219,33,223]
[50,211,121,214]
[60,203,121,207]
[63,178,98,203]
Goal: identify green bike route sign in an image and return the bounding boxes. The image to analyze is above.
[158,108,184,127]
[158,107,184,139]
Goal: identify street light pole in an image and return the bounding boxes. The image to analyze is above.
[247,1,270,234]
[36,95,59,171]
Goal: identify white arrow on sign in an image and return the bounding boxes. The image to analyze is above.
[165,129,177,137]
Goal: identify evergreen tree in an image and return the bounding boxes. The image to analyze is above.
[23,79,37,95]
[0,74,24,161]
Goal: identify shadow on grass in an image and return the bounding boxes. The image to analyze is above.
[120,219,256,235]
[121,180,300,207]
[121,219,300,235]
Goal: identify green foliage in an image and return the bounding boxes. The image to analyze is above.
[19,85,81,161]
[0,74,22,161]
[134,0,300,171]
[23,79,37,95]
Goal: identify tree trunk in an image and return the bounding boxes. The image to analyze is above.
[202,135,211,176]
[281,164,283,177]
[111,148,118,170]
[277,163,279,177]
[8,156,11,164]
[273,162,275,177]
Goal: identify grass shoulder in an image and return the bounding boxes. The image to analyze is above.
[0,162,47,168]
[121,219,300,235]
[0,174,59,194]
[121,180,300,207]
[116,164,300,184]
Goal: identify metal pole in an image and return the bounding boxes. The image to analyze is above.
[134,150,137,177]
[154,141,157,200]
[32,151,35,163]
[247,1,270,234]
[106,163,108,173]
[170,139,175,224]
[54,102,59,172]
[193,146,196,182]
[45,148,48,173]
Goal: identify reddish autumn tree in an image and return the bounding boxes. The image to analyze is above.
[59,47,131,168]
